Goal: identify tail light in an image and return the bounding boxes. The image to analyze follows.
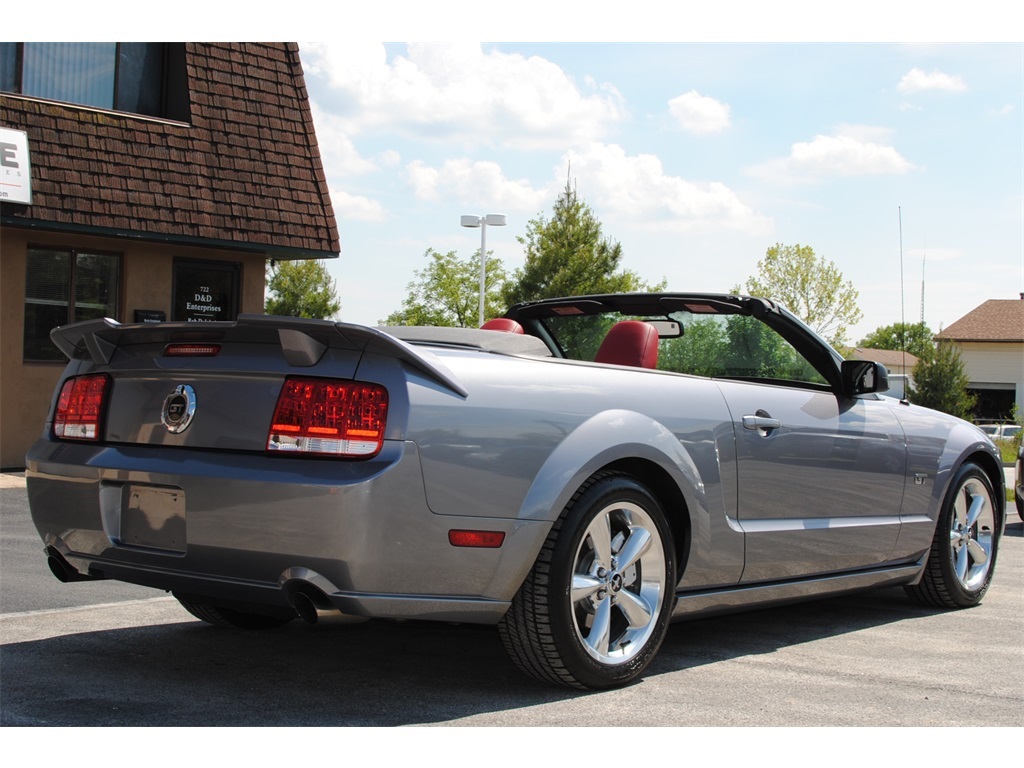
[267,378,388,457]
[54,374,109,441]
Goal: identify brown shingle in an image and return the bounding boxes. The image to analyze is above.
[853,348,920,368]
[936,299,1024,342]
[1,42,338,258]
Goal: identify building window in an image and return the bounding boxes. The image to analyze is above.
[0,42,189,121]
[24,248,120,362]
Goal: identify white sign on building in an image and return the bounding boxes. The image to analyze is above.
[0,127,33,205]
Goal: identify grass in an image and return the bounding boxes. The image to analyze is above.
[994,437,1022,464]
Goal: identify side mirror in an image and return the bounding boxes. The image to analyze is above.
[841,360,889,397]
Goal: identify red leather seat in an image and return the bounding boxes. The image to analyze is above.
[594,321,659,369]
[480,318,525,334]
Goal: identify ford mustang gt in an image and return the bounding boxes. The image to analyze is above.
[25,292,1005,689]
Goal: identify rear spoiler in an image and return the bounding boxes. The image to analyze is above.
[50,315,468,397]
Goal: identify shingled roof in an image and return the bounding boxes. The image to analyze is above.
[935,299,1024,343]
[853,348,920,369]
[1,43,339,259]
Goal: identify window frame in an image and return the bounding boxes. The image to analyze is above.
[23,245,122,363]
[0,42,188,121]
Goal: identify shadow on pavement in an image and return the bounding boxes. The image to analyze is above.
[1,585,945,727]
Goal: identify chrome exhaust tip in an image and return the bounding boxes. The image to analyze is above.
[289,589,367,626]
[45,546,105,583]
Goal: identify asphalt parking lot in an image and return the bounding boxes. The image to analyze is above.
[1,469,1021,728]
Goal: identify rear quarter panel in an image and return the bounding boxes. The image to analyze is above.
[405,349,745,589]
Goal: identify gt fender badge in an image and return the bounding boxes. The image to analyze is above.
[162,384,197,434]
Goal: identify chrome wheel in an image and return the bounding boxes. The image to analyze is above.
[571,501,667,666]
[498,473,676,689]
[947,476,995,591]
[905,462,1000,609]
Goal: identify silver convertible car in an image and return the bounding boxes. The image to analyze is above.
[26,292,1005,689]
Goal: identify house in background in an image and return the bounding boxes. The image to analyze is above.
[935,298,1024,422]
[1,43,339,468]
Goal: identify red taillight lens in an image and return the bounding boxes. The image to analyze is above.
[267,378,388,457]
[54,374,109,441]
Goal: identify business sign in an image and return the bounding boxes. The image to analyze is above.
[172,260,238,322]
[0,127,32,204]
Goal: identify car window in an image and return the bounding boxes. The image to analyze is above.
[659,313,827,387]
[542,309,828,388]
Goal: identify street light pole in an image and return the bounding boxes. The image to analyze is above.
[460,213,507,327]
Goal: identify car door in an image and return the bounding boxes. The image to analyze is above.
[708,315,907,582]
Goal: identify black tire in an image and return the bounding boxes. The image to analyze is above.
[174,594,294,630]
[905,462,1000,609]
[498,472,676,689]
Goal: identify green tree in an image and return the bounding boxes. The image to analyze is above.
[859,321,935,361]
[381,248,507,327]
[908,341,976,419]
[658,317,728,377]
[265,259,341,319]
[741,243,862,349]
[503,177,651,307]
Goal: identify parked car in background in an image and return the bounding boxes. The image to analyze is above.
[977,422,1021,440]
[25,292,1006,689]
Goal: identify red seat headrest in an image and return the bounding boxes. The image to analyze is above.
[480,318,525,334]
[594,320,659,369]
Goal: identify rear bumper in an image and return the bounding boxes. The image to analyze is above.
[26,439,550,623]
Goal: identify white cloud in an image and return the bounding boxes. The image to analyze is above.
[748,128,914,183]
[302,42,626,150]
[897,67,967,93]
[667,91,731,135]
[329,187,388,223]
[790,135,914,175]
[563,143,772,234]
[401,144,772,234]
[404,159,549,211]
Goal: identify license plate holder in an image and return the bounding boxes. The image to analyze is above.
[121,485,186,553]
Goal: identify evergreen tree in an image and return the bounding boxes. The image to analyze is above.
[265,260,341,319]
[909,341,976,419]
[503,177,648,307]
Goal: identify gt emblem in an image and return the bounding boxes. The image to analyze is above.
[162,385,196,434]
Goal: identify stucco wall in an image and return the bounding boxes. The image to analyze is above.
[1,228,267,468]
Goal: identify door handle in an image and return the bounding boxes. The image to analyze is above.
[742,413,781,434]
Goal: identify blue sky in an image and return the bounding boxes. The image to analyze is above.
[297,36,1022,343]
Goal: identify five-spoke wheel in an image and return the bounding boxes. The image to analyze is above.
[498,473,676,689]
[570,500,667,667]
[906,462,1000,608]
